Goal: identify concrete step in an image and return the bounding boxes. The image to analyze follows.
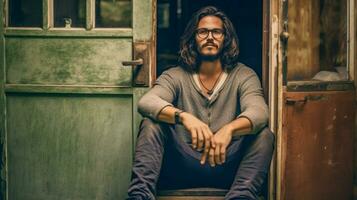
[157,197,224,200]
[156,188,266,200]
[157,188,227,200]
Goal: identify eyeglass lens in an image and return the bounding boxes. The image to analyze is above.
[197,28,224,39]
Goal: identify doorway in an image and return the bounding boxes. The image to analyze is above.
[156,0,269,198]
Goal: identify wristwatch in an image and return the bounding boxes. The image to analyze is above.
[174,110,184,124]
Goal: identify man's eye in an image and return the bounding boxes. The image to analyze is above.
[198,30,207,34]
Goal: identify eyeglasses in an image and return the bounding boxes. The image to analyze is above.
[196,28,225,40]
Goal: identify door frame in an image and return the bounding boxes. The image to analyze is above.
[262,0,279,199]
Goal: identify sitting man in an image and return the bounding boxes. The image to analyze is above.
[126,6,275,200]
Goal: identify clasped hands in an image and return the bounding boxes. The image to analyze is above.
[180,112,233,167]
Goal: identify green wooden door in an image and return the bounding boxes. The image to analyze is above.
[0,0,155,199]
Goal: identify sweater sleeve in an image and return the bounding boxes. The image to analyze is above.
[237,69,268,134]
[137,69,177,120]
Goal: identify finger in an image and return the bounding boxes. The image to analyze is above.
[201,131,211,165]
[203,130,211,155]
[220,145,227,164]
[200,149,208,165]
[215,145,221,165]
[209,148,215,167]
[206,127,216,148]
[210,135,216,149]
[191,129,198,149]
[197,129,204,150]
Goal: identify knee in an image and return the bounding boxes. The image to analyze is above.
[140,118,161,132]
[138,118,166,140]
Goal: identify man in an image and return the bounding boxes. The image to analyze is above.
[127,6,274,200]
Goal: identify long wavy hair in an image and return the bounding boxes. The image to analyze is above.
[179,6,240,72]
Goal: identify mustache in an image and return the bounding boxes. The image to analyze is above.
[202,42,218,48]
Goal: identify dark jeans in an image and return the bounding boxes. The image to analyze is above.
[126,118,275,200]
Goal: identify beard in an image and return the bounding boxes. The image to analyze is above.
[199,53,221,61]
[197,42,222,61]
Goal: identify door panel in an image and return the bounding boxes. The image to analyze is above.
[6,37,132,86]
[1,0,155,199]
[281,91,354,200]
[94,0,132,28]
[278,0,355,199]
[7,94,133,200]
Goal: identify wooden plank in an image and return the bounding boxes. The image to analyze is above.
[5,37,132,86]
[150,0,157,86]
[4,28,133,38]
[157,197,224,200]
[281,90,354,200]
[348,0,355,81]
[287,0,320,81]
[43,0,49,30]
[354,0,357,193]
[0,0,6,200]
[6,94,133,200]
[157,188,227,196]
[275,0,284,199]
[158,196,266,200]
[286,81,354,91]
[267,1,279,200]
[86,0,94,30]
[262,0,270,101]
[133,0,153,41]
[5,84,134,95]
[269,8,279,200]
[4,0,8,27]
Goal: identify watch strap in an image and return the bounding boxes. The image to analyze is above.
[174,110,184,124]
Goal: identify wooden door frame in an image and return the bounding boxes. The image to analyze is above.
[268,0,286,199]
[262,1,278,200]
[0,0,6,199]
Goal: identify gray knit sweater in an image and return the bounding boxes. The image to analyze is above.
[138,63,268,143]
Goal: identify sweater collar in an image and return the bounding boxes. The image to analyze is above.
[188,68,231,103]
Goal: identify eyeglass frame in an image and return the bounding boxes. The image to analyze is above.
[195,28,225,40]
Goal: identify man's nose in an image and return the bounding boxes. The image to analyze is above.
[206,37,214,43]
[207,31,214,39]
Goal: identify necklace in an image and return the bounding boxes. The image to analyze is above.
[198,71,223,95]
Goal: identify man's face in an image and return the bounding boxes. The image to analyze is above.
[195,16,225,60]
